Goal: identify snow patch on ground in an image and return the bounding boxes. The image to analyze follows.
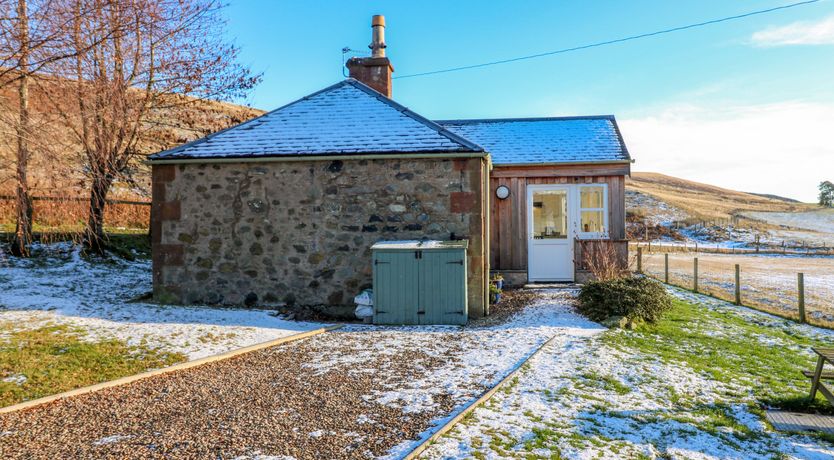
[233,453,296,460]
[305,291,602,420]
[1,374,27,385]
[421,289,834,460]
[0,243,323,360]
[744,209,834,235]
[379,291,603,459]
[626,190,689,226]
[92,434,132,446]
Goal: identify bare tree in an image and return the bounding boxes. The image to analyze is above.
[0,0,37,256]
[11,0,32,256]
[0,0,85,256]
[45,0,257,253]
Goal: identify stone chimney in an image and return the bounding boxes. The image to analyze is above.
[347,15,394,98]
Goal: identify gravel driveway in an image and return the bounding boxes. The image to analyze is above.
[0,289,597,459]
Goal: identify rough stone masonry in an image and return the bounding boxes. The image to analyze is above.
[152,157,488,316]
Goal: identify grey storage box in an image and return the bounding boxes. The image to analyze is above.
[371,240,468,325]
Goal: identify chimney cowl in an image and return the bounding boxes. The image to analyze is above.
[370,14,386,58]
[346,15,393,98]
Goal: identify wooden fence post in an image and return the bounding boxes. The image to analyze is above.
[664,253,669,284]
[734,264,741,305]
[693,257,699,293]
[636,247,643,273]
[798,272,806,324]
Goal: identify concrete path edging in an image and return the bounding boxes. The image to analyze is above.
[402,334,561,460]
[0,324,342,415]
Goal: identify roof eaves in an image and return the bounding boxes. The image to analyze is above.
[145,150,488,164]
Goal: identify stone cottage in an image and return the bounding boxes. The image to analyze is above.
[148,15,631,319]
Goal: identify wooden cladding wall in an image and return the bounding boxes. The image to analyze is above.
[489,164,627,271]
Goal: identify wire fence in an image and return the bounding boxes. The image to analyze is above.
[633,244,834,329]
[0,196,150,231]
[634,239,834,256]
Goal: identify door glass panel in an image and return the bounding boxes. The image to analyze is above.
[581,210,604,233]
[580,187,604,208]
[532,190,568,239]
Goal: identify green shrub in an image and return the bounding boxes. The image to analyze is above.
[577,276,672,324]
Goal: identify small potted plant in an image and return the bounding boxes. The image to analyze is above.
[491,273,504,291]
[489,282,502,304]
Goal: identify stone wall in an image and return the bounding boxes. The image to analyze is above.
[152,157,487,316]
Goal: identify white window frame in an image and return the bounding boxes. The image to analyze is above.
[577,183,608,239]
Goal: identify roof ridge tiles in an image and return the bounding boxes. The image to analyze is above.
[434,115,617,124]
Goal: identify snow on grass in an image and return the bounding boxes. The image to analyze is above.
[626,190,689,225]
[0,243,323,360]
[744,209,834,235]
[374,291,603,459]
[421,288,834,460]
[2,374,26,385]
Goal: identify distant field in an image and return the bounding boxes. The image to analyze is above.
[743,208,834,234]
[626,172,811,221]
[642,251,834,328]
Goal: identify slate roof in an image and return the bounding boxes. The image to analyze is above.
[149,79,483,160]
[437,116,630,166]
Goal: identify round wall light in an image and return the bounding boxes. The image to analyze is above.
[495,185,510,200]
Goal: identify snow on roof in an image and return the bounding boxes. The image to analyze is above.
[436,116,631,166]
[149,79,483,160]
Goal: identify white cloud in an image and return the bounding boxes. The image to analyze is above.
[619,101,834,202]
[751,15,834,47]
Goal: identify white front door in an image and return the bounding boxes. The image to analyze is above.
[528,185,575,281]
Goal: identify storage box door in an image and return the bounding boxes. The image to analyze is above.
[418,249,468,325]
[373,251,420,325]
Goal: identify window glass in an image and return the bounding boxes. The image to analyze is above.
[579,186,606,235]
[580,187,604,208]
[581,210,604,233]
[532,190,567,239]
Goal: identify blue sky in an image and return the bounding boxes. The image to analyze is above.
[225,1,834,201]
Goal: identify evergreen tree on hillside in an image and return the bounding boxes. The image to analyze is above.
[820,181,834,207]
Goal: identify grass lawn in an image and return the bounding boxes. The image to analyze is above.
[0,322,184,407]
[604,298,834,417]
[0,229,150,260]
[427,291,834,459]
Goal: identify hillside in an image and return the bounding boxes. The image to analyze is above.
[626,172,832,248]
[625,172,811,222]
[0,79,265,199]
